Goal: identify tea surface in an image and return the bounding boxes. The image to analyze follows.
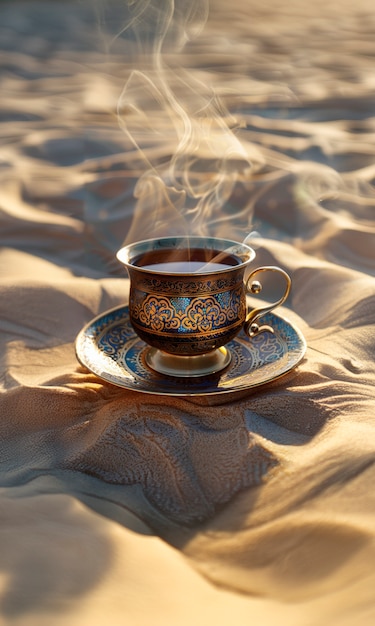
[141,261,233,273]
[133,247,241,273]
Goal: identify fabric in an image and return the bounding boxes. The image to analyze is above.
[0,1,374,624]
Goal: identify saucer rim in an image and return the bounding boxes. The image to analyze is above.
[75,304,307,398]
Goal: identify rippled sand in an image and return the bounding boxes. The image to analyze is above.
[0,1,374,624]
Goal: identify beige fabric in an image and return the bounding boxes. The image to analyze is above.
[0,0,375,624]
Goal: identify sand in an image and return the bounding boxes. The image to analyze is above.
[0,0,375,624]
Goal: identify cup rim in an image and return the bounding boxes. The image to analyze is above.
[116,236,256,276]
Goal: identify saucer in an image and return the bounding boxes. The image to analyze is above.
[75,305,306,399]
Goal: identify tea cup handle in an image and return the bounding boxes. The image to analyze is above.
[244,266,291,338]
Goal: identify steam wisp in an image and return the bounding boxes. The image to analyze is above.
[112,0,257,243]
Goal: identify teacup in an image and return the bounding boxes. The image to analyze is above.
[116,236,291,377]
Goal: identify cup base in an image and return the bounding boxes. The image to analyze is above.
[144,346,231,378]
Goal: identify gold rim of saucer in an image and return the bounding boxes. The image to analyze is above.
[144,346,232,378]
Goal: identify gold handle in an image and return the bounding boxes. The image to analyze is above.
[244,266,291,338]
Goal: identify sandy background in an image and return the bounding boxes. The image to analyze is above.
[0,0,375,624]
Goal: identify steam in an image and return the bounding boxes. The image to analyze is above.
[113,0,259,243]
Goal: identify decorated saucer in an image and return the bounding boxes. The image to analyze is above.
[75,305,306,398]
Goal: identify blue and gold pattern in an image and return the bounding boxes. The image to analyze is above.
[131,288,244,335]
[119,236,257,355]
[75,305,306,398]
[127,260,247,354]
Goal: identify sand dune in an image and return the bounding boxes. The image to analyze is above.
[0,0,375,624]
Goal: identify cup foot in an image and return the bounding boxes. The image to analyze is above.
[144,346,231,378]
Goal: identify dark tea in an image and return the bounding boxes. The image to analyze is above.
[132,247,241,274]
